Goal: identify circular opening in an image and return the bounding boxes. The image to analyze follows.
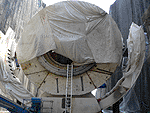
[49,50,73,65]
[38,50,95,76]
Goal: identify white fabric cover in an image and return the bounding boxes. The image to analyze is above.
[122,22,145,86]
[0,28,33,102]
[98,22,145,109]
[119,23,145,112]
[16,1,122,64]
[107,22,145,96]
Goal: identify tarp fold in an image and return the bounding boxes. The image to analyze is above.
[16,1,122,64]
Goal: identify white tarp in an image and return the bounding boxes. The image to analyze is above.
[16,1,122,64]
[0,28,33,102]
[122,22,145,87]
[119,23,146,112]
[97,22,145,109]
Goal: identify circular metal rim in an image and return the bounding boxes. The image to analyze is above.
[38,52,96,76]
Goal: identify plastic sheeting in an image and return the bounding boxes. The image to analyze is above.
[96,22,145,110]
[119,22,145,112]
[16,1,123,64]
[110,1,150,112]
[120,84,140,113]
[122,22,145,86]
[0,27,33,103]
[0,0,45,38]
[120,33,149,113]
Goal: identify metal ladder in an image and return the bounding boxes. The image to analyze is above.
[65,64,73,113]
